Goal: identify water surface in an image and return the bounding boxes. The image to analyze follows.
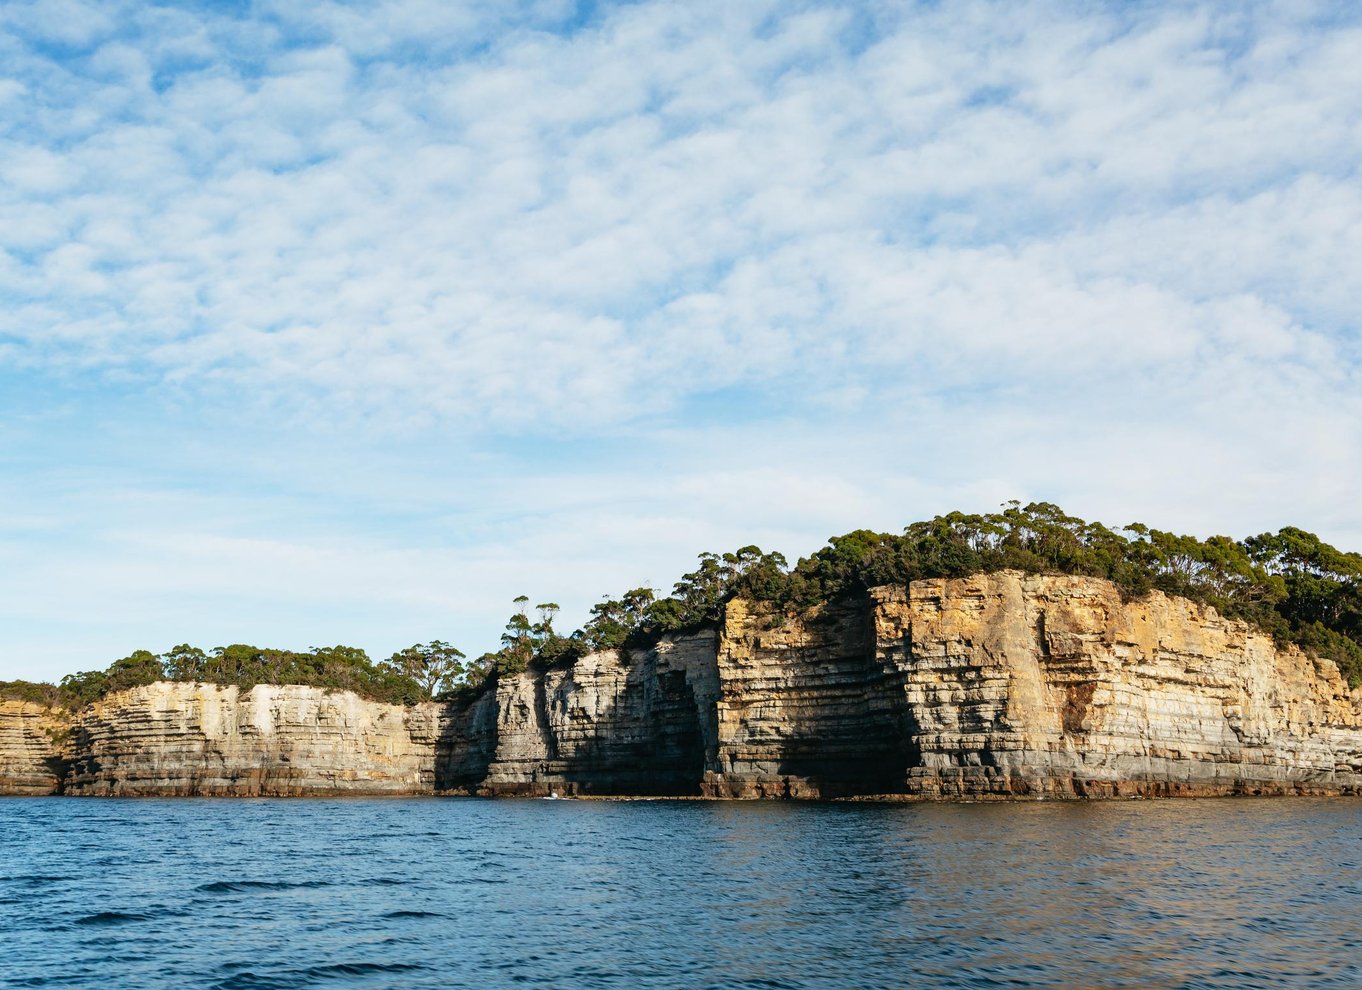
[3,797,1359,989]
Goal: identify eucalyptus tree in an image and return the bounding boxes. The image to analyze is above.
[382,641,467,700]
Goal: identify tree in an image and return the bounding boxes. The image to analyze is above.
[162,644,207,681]
[534,602,560,638]
[579,586,657,651]
[465,652,498,685]
[497,596,536,674]
[382,641,467,700]
[102,650,165,694]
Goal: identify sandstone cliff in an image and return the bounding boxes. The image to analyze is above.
[465,573,1362,799]
[0,701,71,795]
[61,683,444,797]
[701,596,908,798]
[5,572,1360,799]
[878,572,1362,799]
[477,632,718,796]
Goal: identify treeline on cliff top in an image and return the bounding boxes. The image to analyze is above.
[4,502,1360,708]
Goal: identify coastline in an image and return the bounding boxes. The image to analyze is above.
[7,572,1362,803]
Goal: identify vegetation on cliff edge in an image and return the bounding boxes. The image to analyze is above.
[1,642,479,710]
[571,502,1362,687]
[5,502,1360,706]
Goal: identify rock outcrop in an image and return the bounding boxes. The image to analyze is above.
[0,701,71,795]
[465,572,1362,799]
[701,597,909,798]
[61,683,444,797]
[477,633,718,796]
[5,572,1361,799]
[878,573,1362,799]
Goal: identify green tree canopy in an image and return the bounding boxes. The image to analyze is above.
[565,503,1362,687]
[381,641,467,700]
[14,504,1362,705]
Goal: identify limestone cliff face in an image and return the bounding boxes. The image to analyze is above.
[0,701,71,795]
[63,683,443,796]
[10,572,1362,799]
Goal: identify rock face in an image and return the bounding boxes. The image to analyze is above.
[0,701,71,795]
[468,573,1362,799]
[879,573,1362,799]
[701,597,909,798]
[62,683,444,797]
[6,572,1361,799]
[477,633,718,796]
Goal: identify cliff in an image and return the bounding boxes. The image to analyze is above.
[476,632,719,796]
[463,572,1362,799]
[61,683,445,797]
[0,701,71,795]
[880,573,1362,798]
[4,572,1360,799]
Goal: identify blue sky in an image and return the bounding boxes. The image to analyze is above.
[2,0,1360,681]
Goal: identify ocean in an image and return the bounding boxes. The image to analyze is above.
[3,797,1360,989]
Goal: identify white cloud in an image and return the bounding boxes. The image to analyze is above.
[1,1,1360,680]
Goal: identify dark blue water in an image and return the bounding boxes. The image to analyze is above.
[2,798,1360,989]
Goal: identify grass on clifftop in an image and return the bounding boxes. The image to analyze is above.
[6,502,1361,708]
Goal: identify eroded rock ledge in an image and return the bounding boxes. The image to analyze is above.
[0,701,71,795]
[4,573,1360,799]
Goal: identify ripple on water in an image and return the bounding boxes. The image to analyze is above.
[7,875,74,886]
[196,880,332,894]
[1,798,1360,989]
[73,911,156,926]
[213,961,429,989]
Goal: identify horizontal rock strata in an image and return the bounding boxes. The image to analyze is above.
[4,572,1360,799]
[881,573,1362,799]
[478,633,718,796]
[62,683,444,797]
[0,701,71,795]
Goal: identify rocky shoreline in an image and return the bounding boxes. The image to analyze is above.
[6,571,1361,800]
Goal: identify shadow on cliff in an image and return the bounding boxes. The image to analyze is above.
[431,688,500,793]
[428,605,925,801]
[763,599,919,799]
[551,662,708,797]
[431,643,714,798]
[44,754,72,793]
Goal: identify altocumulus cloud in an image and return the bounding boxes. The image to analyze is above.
[0,0,1359,679]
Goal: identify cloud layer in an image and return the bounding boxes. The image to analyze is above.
[1,1,1359,679]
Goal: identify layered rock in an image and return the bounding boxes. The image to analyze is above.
[9,572,1362,799]
[0,701,71,795]
[423,686,499,792]
[63,683,444,796]
[878,572,1362,799]
[477,633,718,796]
[701,598,909,798]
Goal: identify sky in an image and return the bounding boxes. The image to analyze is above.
[1,0,1360,682]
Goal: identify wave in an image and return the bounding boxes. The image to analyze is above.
[8,875,73,886]
[73,911,153,926]
[213,961,427,989]
[197,880,331,894]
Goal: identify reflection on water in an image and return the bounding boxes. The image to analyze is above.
[2,797,1360,989]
